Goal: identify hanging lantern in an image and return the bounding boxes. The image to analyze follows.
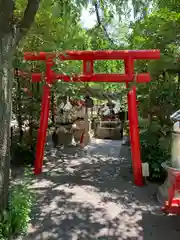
[85,96,94,108]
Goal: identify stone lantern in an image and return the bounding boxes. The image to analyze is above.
[157,109,180,204]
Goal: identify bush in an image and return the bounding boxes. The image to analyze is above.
[140,119,171,181]
[0,168,34,239]
[11,142,35,166]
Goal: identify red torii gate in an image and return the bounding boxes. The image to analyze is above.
[24,50,160,186]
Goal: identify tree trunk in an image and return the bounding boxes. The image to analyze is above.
[0,34,14,209]
[0,0,41,210]
[29,82,34,150]
[15,69,24,143]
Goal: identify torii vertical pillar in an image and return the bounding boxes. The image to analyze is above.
[125,57,143,186]
[128,87,143,186]
[34,60,53,174]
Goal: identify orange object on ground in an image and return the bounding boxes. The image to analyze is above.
[162,172,180,214]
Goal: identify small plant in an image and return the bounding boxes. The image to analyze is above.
[0,168,34,239]
[0,210,12,240]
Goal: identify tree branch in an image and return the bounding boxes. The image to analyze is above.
[94,2,116,46]
[16,0,41,44]
[0,0,14,35]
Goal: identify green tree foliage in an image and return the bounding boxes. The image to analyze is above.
[2,0,166,237]
[1,0,140,211]
[13,0,180,182]
[154,0,180,12]
[129,6,180,179]
[2,0,180,218]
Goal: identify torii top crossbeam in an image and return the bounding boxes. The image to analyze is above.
[24,50,160,84]
[24,50,160,61]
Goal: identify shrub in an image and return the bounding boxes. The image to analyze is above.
[11,142,35,166]
[139,119,171,181]
[0,168,34,239]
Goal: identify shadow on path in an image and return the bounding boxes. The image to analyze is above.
[19,139,180,240]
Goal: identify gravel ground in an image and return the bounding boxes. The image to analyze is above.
[19,138,180,240]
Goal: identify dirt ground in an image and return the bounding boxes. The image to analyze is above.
[15,138,180,240]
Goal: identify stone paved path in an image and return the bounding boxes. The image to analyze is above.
[22,139,180,240]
